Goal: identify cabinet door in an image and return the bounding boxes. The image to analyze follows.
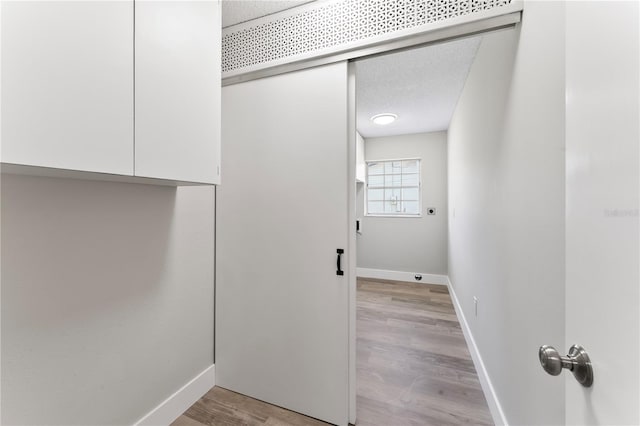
[135,0,221,184]
[1,1,134,175]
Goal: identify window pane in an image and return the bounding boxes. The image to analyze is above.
[384,161,402,174]
[402,201,420,214]
[385,174,401,187]
[402,173,419,186]
[402,159,419,174]
[385,188,401,202]
[366,159,422,216]
[384,200,401,213]
[368,175,384,187]
[368,188,384,201]
[368,201,384,214]
[368,162,384,175]
[402,187,419,201]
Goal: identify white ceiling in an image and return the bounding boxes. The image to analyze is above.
[355,37,482,138]
[222,0,316,28]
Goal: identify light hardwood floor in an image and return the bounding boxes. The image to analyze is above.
[173,278,492,426]
[355,278,492,426]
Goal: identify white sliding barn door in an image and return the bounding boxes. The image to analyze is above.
[217,62,350,426]
[565,1,639,424]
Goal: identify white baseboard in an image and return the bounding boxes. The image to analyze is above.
[134,364,215,426]
[356,267,447,285]
[447,278,508,426]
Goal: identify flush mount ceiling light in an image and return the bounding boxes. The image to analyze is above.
[371,113,397,125]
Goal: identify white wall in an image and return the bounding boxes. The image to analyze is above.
[1,174,215,425]
[447,2,565,425]
[357,131,447,277]
[355,131,366,183]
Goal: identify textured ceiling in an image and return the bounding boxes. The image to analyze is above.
[222,0,315,28]
[355,36,482,138]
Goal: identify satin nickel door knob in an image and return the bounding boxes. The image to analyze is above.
[539,344,593,387]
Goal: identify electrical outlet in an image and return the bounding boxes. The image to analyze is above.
[473,296,478,317]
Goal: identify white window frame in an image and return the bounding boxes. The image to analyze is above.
[365,157,422,218]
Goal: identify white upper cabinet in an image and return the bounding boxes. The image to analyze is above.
[1,0,221,185]
[135,0,221,184]
[1,1,134,175]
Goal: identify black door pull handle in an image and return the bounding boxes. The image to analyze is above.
[336,249,344,276]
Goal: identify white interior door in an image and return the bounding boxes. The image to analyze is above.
[217,62,350,426]
[565,1,639,424]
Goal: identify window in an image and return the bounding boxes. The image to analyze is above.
[366,159,421,216]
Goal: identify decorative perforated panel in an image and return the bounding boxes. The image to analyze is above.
[222,0,513,74]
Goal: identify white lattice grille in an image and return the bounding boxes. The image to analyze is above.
[222,0,512,73]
